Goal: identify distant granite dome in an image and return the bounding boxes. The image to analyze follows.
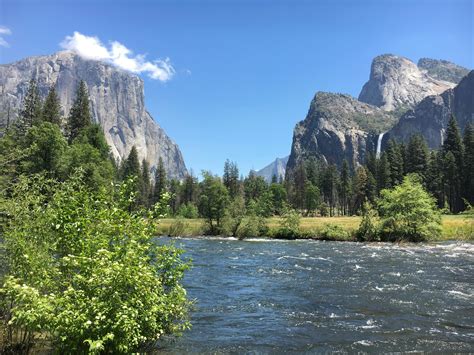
[0,51,187,179]
[358,54,459,111]
[255,156,289,183]
[385,70,474,150]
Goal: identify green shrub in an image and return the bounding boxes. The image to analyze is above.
[320,223,349,240]
[378,174,441,242]
[0,172,190,353]
[177,203,199,219]
[274,208,301,239]
[356,202,379,242]
[168,217,189,237]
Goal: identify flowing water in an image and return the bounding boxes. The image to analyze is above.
[376,132,385,158]
[158,238,474,353]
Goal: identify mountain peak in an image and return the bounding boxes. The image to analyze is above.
[358,54,456,111]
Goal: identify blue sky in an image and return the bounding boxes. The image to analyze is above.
[0,0,472,176]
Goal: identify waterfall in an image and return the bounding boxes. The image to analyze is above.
[376,132,385,159]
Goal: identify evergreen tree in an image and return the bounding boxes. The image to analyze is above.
[41,86,62,125]
[463,123,474,205]
[16,79,42,137]
[376,153,391,192]
[223,159,240,198]
[153,157,167,203]
[339,159,351,215]
[426,151,445,209]
[67,80,92,142]
[292,162,307,210]
[442,116,465,212]
[386,139,404,186]
[352,167,368,214]
[139,159,151,208]
[405,134,429,181]
[122,146,141,179]
[182,172,198,204]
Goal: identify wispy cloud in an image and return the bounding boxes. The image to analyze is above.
[60,31,175,82]
[0,26,12,47]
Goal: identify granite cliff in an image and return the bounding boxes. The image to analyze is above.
[0,51,187,179]
[287,54,471,175]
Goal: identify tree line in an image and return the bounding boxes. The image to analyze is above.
[121,115,473,231]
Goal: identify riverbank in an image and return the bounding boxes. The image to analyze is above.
[155,215,473,242]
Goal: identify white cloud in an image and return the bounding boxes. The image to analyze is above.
[0,26,12,47]
[60,31,175,82]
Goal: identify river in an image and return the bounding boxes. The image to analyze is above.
[158,238,474,353]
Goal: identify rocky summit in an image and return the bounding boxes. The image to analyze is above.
[0,51,187,179]
[358,54,463,112]
[385,70,474,149]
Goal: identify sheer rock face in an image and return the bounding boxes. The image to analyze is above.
[0,51,187,179]
[255,156,289,183]
[385,70,474,149]
[287,92,394,173]
[358,54,458,111]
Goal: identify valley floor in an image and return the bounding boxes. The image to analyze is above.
[156,215,473,242]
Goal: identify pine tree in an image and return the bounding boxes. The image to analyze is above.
[139,159,151,208]
[377,153,391,192]
[321,164,339,216]
[223,159,240,198]
[386,139,404,186]
[339,159,351,215]
[16,79,42,137]
[443,115,464,170]
[41,86,62,125]
[426,151,445,209]
[182,172,198,204]
[442,116,465,212]
[293,162,307,210]
[352,167,368,214]
[153,157,167,203]
[122,146,141,179]
[405,134,429,182]
[67,80,92,142]
[463,123,474,205]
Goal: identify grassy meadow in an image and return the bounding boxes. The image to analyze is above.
[156,215,474,242]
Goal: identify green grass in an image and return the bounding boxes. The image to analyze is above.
[155,215,473,241]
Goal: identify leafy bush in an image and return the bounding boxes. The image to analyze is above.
[236,215,268,239]
[356,202,379,242]
[274,208,301,239]
[167,217,189,237]
[320,223,349,240]
[177,203,199,219]
[0,172,190,353]
[378,174,441,242]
